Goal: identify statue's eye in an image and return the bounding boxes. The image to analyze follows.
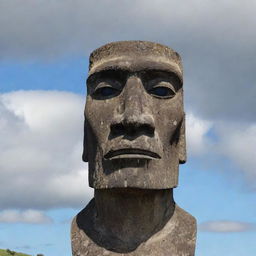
[149,86,175,98]
[99,87,116,96]
[93,86,119,98]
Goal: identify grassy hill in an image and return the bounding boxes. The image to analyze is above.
[0,249,32,256]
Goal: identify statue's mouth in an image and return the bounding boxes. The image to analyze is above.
[104,148,161,160]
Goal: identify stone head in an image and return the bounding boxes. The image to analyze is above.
[83,41,186,189]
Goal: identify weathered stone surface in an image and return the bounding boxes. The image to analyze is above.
[71,41,197,255]
[71,202,196,256]
[84,41,186,189]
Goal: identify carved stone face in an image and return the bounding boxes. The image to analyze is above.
[83,41,186,189]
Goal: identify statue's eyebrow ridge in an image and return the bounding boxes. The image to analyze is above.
[87,68,183,90]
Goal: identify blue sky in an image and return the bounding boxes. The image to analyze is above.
[0,1,256,255]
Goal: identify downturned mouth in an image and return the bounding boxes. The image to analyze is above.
[104,148,161,160]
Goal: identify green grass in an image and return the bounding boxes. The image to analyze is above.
[0,249,32,256]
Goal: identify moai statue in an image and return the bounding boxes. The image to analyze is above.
[71,41,196,256]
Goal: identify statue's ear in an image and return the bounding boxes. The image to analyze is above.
[82,119,88,162]
[178,114,186,164]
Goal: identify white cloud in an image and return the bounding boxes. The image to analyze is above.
[216,123,256,187]
[199,220,256,233]
[186,113,212,156]
[0,91,93,210]
[185,114,256,189]
[0,209,52,224]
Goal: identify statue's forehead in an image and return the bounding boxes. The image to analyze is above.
[88,41,183,79]
[88,56,182,80]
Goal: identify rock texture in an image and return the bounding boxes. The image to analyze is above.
[71,203,196,256]
[71,41,197,255]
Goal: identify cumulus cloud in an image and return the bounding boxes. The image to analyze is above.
[0,91,93,210]
[186,114,256,189]
[215,122,256,188]
[186,113,212,156]
[0,209,52,224]
[199,220,256,233]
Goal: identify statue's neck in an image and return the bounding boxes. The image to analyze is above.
[94,188,175,251]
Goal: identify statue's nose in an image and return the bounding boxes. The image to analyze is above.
[111,76,155,138]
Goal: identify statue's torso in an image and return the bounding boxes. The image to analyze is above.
[71,202,196,256]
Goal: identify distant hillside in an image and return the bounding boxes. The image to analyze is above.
[0,249,32,256]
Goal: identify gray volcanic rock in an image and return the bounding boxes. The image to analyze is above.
[71,41,197,255]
